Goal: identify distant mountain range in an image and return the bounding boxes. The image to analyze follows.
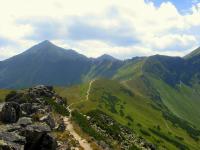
[0,40,199,89]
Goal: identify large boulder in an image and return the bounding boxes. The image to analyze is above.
[0,102,21,123]
[20,123,57,150]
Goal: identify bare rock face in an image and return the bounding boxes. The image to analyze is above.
[0,102,21,123]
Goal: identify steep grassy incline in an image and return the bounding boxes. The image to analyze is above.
[149,77,200,128]
[112,55,200,129]
[82,60,123,82]
[55,79,200,150]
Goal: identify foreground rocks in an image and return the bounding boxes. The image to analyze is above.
[0,85,68,150]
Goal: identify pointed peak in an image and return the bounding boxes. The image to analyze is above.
[96,54,119,61]
[38,40,54,46]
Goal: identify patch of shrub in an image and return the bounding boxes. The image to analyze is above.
[119,109,124,117]
[45,98,69,116]
[126,115,134,122]
[140,129,151,136]
[120,87,134,97]
[163,111,200,141]
[149,128,189,150]
[72,110,104,141]
[129,145,140,150]
[5,91,17,101]
[175,135,184,141]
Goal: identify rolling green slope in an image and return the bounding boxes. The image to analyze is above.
[149,77,200,128]
[55,79,200,150]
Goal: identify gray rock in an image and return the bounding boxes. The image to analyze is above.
[20,123,56,150]
[31,103,42,113]
[4,124,21,132]
[20,103,32,115]
[17,117,32,127]
[40,115,55,129]
[0,102,21,123]
[28,85,55,99]
[56,119,65,131]
[54,97,65,105]
[0,140,24,150]
[0,131,26,145]
[24,123,51,133]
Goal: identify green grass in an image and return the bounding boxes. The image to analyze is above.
[0,89,11,102]
[150,77,200,129]
[56,79,200,150]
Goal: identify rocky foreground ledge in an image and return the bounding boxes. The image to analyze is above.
[0,85,68,150]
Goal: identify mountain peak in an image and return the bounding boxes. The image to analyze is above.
[24,40,62,55]
[36,40,55,48]
[185,47,200,59]
[41,40,51,43]
[97,54,118,61]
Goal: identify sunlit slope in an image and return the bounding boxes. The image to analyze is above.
[55,79,200,150]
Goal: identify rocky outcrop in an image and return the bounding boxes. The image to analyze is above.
[87,110,156,150]
[0,85,67,150]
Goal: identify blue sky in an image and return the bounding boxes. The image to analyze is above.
[0,0,200,60]
[153,0,200,11]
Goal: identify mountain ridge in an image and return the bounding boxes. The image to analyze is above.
[0,40,199,89]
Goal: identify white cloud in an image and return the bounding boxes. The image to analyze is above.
[0,0,200,60]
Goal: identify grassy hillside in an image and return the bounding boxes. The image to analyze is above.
[0,89,11,102]
[55,79,200,150]
[149,77,200,128]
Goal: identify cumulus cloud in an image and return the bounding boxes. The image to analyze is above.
[0,0,200,60]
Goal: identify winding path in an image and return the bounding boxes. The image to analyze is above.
[64,80,96,150]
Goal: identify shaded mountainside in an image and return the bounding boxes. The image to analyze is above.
[0,41,124,88]
[0,41,92,88]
